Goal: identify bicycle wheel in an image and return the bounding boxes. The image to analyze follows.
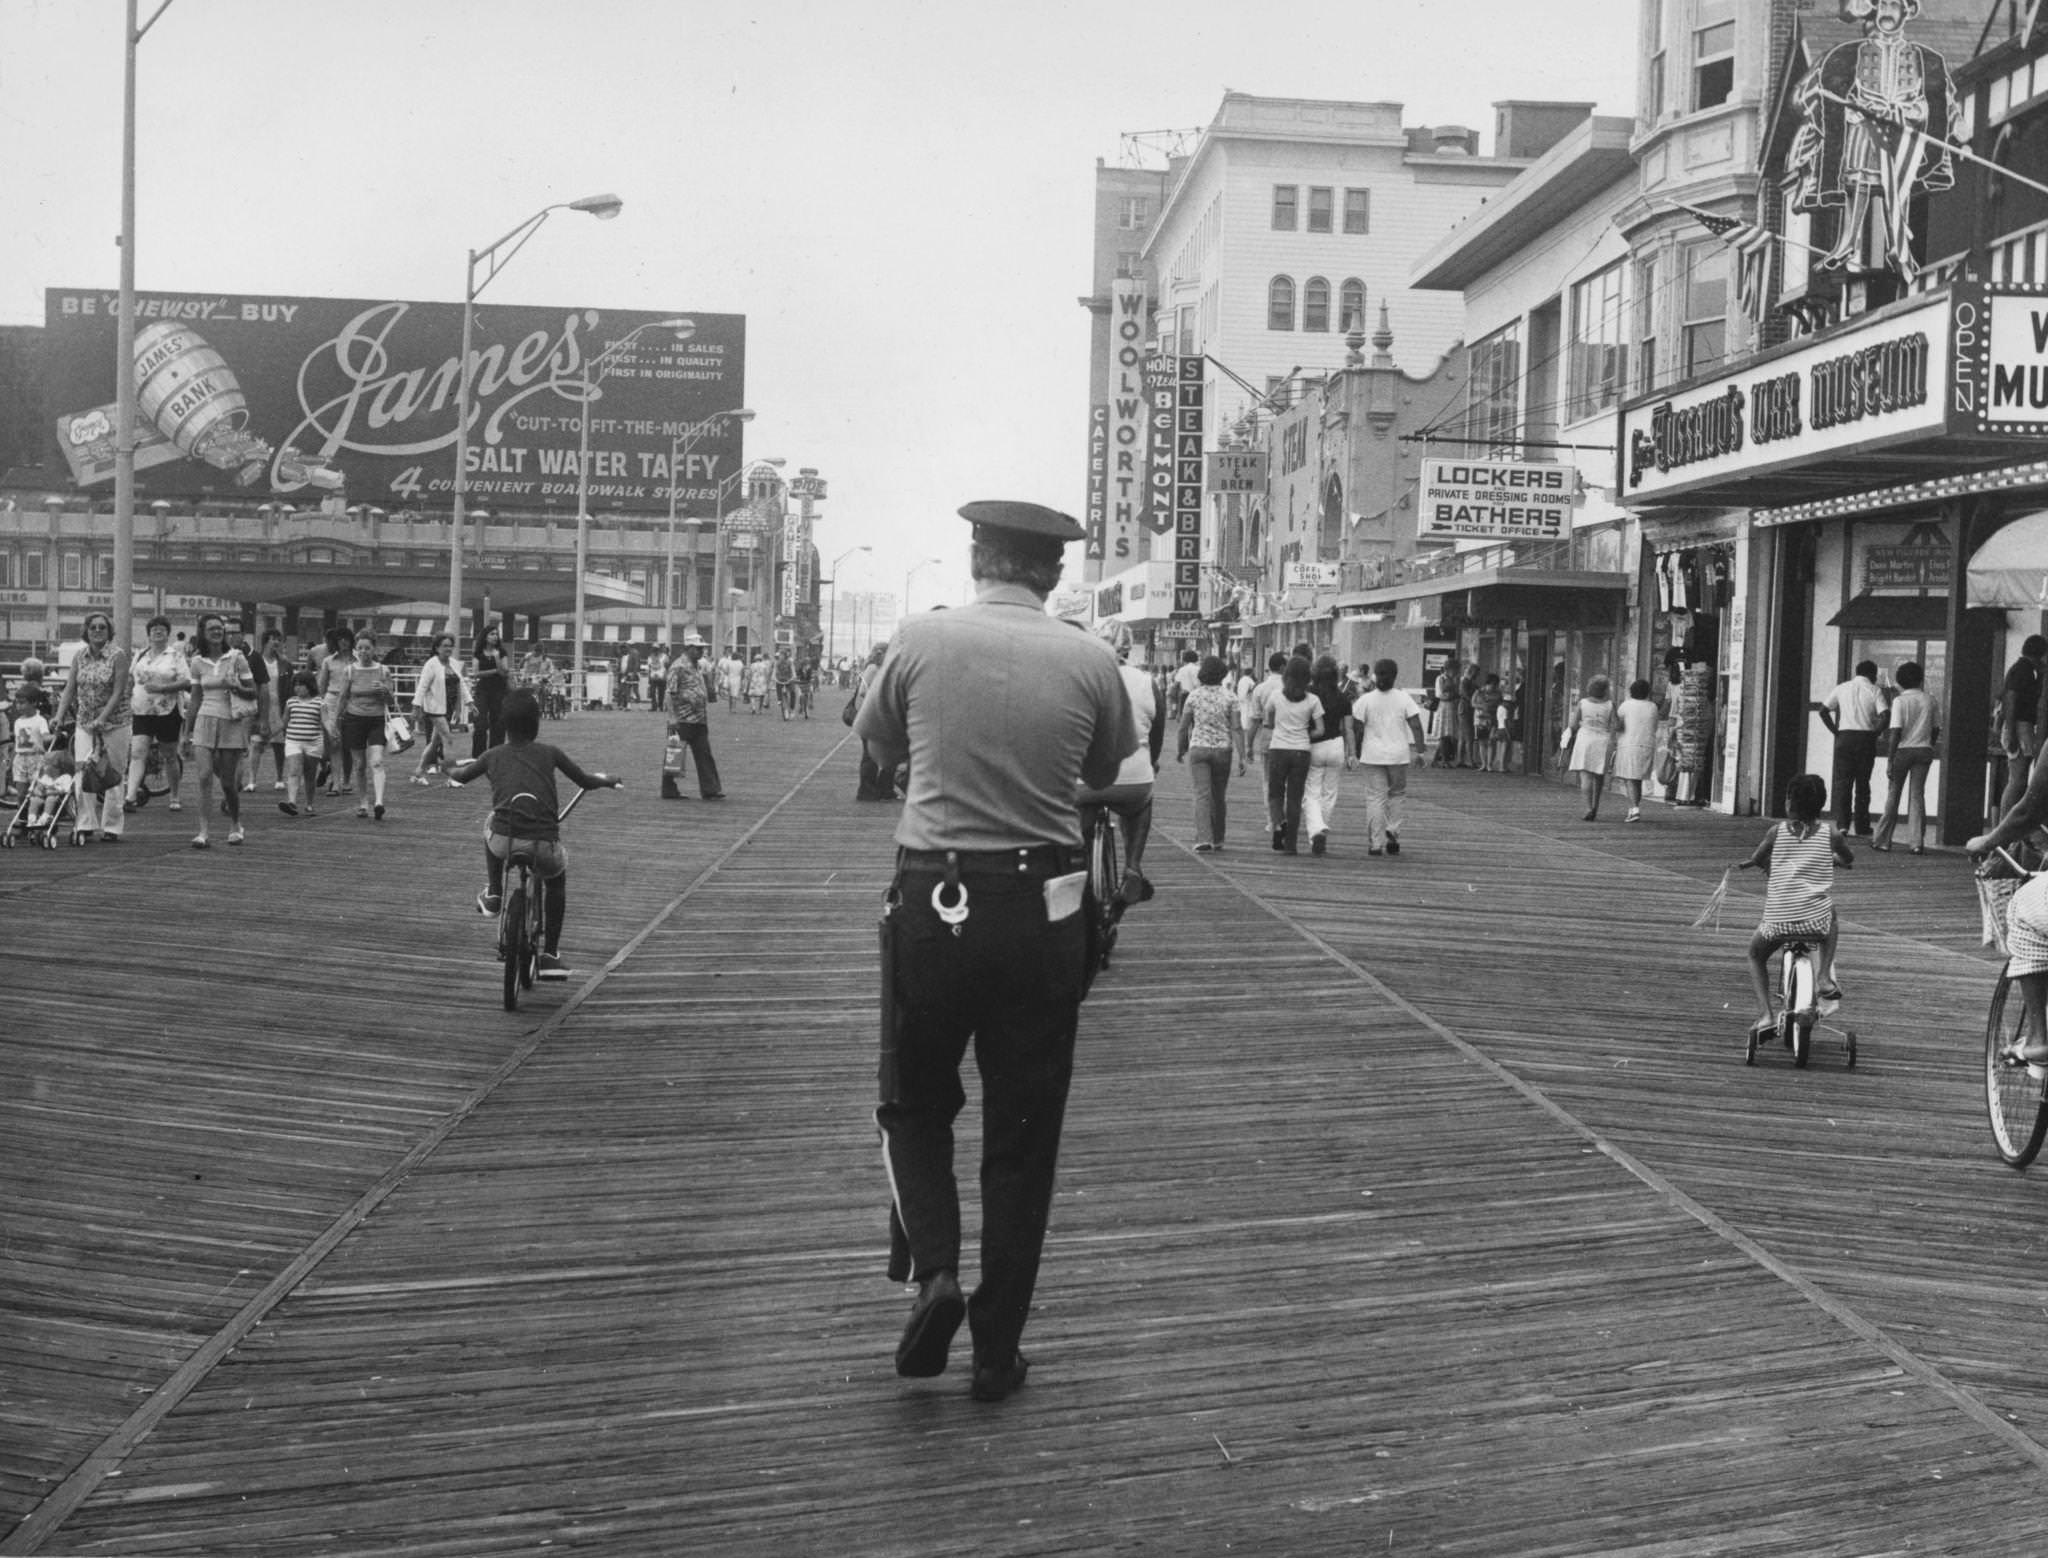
[1791,1015,1812,1069]
[519,875,541,991]
[1985,970,2048,1168]
[501,869,526,1012]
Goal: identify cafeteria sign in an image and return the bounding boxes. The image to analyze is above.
[1419,458,1575,540]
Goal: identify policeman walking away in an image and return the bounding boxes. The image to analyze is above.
[855,500,1136,1403]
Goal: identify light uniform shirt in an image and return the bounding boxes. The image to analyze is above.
[1355,687,1424,765]
[854,582,1136,851]
[1888,687,1938,749]
[1824,675,1886,733]
[1244,673,1283,753]
[1111,663,1158,788]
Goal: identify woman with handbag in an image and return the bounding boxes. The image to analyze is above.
[337,629,398,821]
[469,624,510,756]
[125,613,190,814]
[50,610,132,843]
[181,613,256,847]
[410,633,460,786]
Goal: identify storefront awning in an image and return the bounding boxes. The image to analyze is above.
[1826,593,1950,633]
[1967,511,2048,609]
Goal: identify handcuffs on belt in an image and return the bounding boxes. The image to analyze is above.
[932,851,969,933]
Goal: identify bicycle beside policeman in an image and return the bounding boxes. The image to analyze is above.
[854,499,1136,1403]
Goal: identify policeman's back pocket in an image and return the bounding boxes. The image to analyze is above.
[1043,870,1086,922]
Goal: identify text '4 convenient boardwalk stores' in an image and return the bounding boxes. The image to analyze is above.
[1618,282,2048,843]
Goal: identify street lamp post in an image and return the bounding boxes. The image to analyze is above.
[572,316,688,709]
[113,0,181,655]
[665,408,754,647]
[826,545,871,668]
[447,192,621,653]
[905,557,944,620]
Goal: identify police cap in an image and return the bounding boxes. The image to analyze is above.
[957,500,1086,551]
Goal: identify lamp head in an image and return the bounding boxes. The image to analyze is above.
[571,193,624,221]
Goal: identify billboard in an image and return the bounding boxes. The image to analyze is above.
[43,288,746,511]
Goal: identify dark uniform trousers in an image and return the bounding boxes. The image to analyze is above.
[1831,730,1878,835]
[877,858,1088,1367]
[671,721,721,797]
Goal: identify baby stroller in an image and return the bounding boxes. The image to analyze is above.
[3,781,77,849]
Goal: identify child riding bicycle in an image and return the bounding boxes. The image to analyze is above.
[1734,772,1853,1045]
[446,689,619,982]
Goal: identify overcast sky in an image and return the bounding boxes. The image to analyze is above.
[0,0,1637,604]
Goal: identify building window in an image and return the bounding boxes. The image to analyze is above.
[1272,186,1298,231]
[1117,196,1150,231]
[1681,241,1728,377]
[308,546,334,564]
[61,552,83,590]
[1268,275,1296,331]
[94,554,114,589]
[23,552,43,589]
[1340,279,1366,333]
[1567,262,1627,420]
[1647,0,1667,120]
[0,553,9,588]
[1343,188,1370,234]
[1693,0,1734,111]
[1307,187,1333,233]
[1634,253,1660,393]
[1265,374,1290,411]
[1114,249,1141,278]
[1302,277,1331,332]
[1469,323,1523,449]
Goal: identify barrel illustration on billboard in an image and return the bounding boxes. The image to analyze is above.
[132,321,274,484]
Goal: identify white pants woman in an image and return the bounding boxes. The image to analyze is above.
[1302,736,1347,852]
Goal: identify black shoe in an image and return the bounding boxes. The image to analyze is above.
[895,1270,965,1378]
[1310,831,1327,856]
[1271,829,1284,852]
[970,1349,1029,1403]
[1384,835,1400,856]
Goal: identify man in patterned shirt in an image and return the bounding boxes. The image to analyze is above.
[664,639,724,800]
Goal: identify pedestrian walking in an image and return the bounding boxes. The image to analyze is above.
[1302,654,1355,855]
[649,647,669,713]
[856,499,1135,1404]
[1243,650,1287,837]
[1176,653,1244,850]
[336,629,397,821]
[410,634,461,785]
[854,643,897,801]
[124,614,190,813]
[1611,678,1661,822]
[1263,657,1318,853]
[746,649,771,714]
[1822,659,1886,838]
[664,639,725,799]
[1355,657,1425,856]
[1874,660,1939,853]
[246,629,290,791]
[469,624,510,756]
[1999,634,2046,818]
[1564,675,1618,822]
[180,612,256,848]
[49,610,130,844]
[1472,672,1505,772]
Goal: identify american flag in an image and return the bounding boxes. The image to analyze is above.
[1859,111,1934,282]
[1675,204,1776,323]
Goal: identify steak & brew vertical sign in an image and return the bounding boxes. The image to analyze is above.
[1171,355,1203,619]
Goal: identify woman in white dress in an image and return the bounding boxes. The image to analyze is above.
[1563,675,1618,823]
[1611,678,1662,823]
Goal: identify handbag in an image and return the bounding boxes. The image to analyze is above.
[78,736,120,796]
[384,712,415,753]
[841,690,860,727]
[225,653,258,722]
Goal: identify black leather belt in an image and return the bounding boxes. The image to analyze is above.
[896,845,1079,876]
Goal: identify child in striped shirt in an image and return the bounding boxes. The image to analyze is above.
[278,672,326,817]
[1735,772,1854,1043]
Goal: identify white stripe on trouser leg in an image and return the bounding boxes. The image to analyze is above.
[874,1112,921,1282]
